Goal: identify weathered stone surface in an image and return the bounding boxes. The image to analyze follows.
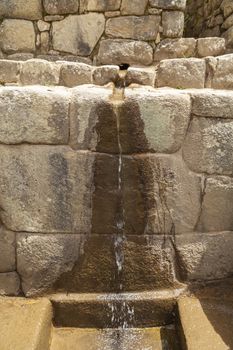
[198,177,233,232]
[149,0,186,10]
[176,233,233,281]
[92,65,119,85]
[0,146,94,233]
[0,0,42,20]
[125,67,156,86]
[154,38,196,61]
[59,62,93,87]
[0,227,15,272]
[97,39,153,66]
[17,233,179,296]
[52,14,105,56]
[211,54,233,89]
[106,16,160,41]
[157,58,206,88]
[121,0,148,15]
[221,0,233,18]
[183,117,233,176]
[197,38,226,57]
[0,86,69,144]
[37,20,50,32]
[87,0,121,11]
[7,53,34,61]
[162,11,184,38]
[0,272,20,295]
[20,59,60,85]
[0,59,21,84]
[191,90,233,118]
[0,19,35,53]
[222,26,233,47]
[43,0,79,14]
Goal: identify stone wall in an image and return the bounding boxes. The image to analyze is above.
[0,0,186,65]
[186,0,233,48]
[1,79,233,296]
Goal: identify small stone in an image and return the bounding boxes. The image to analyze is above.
[221,0,233,17]
[154,38,196,61]
[0,272,20,296]
[20,59,60,85]
[162,11,184,38]
[212,54,233,89]
[52,14,105,56]
[157,58,206,88]
[0,60,21,84]
[104,11,121,17]
[37,20,50,31]
[40,32,50,54]
[92,65,119,85]
[222,26,233,48]
[125,67,156,86]
[149,0,186,10]
[87,0,121,11]
[222,13,233,29]
[7,53,34,61]
[105,16,160,41]
[59,62,93,87]
[0,227,15,272]
[121,0,148,15]
[44,15,64,21]
[43,0,79,14]
[97,39,153,66]
[197,37,226,57]
[0,19,35,53]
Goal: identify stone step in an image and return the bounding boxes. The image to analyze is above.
[0,297,53,350]
[50,289,185,328]
[178,296,233,350]
[50,326,181,350]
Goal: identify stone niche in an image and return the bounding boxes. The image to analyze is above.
[0,0,186,65]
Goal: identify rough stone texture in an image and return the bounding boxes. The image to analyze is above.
[154,38,196,61]
[222,26,233,47]
[87,0,121,11]
[176,233,233,281]
[149,0,186,10]
[162,11,184,38]
[97,39,153,66]
[20,59,61,85]
[0,227,15,272]
[0,86,69,144]
[43,0,79,15]
[125,67,156,86]
[0,146,94,233]
[0,60,21,84]
[52,14,105,56]
[197,38,226,57]
[183,117,233,176]
[157,58,206,88]
[92,65,119,85]
[0,273,20,296]
[17,233,179,296]
[106,16,160,41]
[0,0,42,20]
[0,19,35,53]
[198,177,233,232]
[121,0,148,15]
[37,20,50,32]
[59,62,93,87]
[212,54,233,89]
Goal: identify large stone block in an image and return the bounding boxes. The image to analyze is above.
[52,14,105,56]
[43,0,79,14]
[0,146,95,233]
[0,86,69,144]
[197,38,225,57]
[149,0,186,10]
[0,227,15,273]
[154,38,196,61]
[97,39,153,66]
[87,0,121,11]
[59,62,93,87]
[0,19,35,53]
[212,54,233,89]
[0,272,20,296]
[157,58,206,88]
[162,11,184,38]
[198,177,233,232]
[17,233,179,296]
[20,59,61,85]
[0,0,42,20]
[0,59,21,84]
[183,117,233,176]
[176,233,233,281]
[121,0,148,15]
[105,16,160,41]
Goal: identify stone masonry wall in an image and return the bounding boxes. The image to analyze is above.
[0,0,186,65]
[186,0,233,48]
